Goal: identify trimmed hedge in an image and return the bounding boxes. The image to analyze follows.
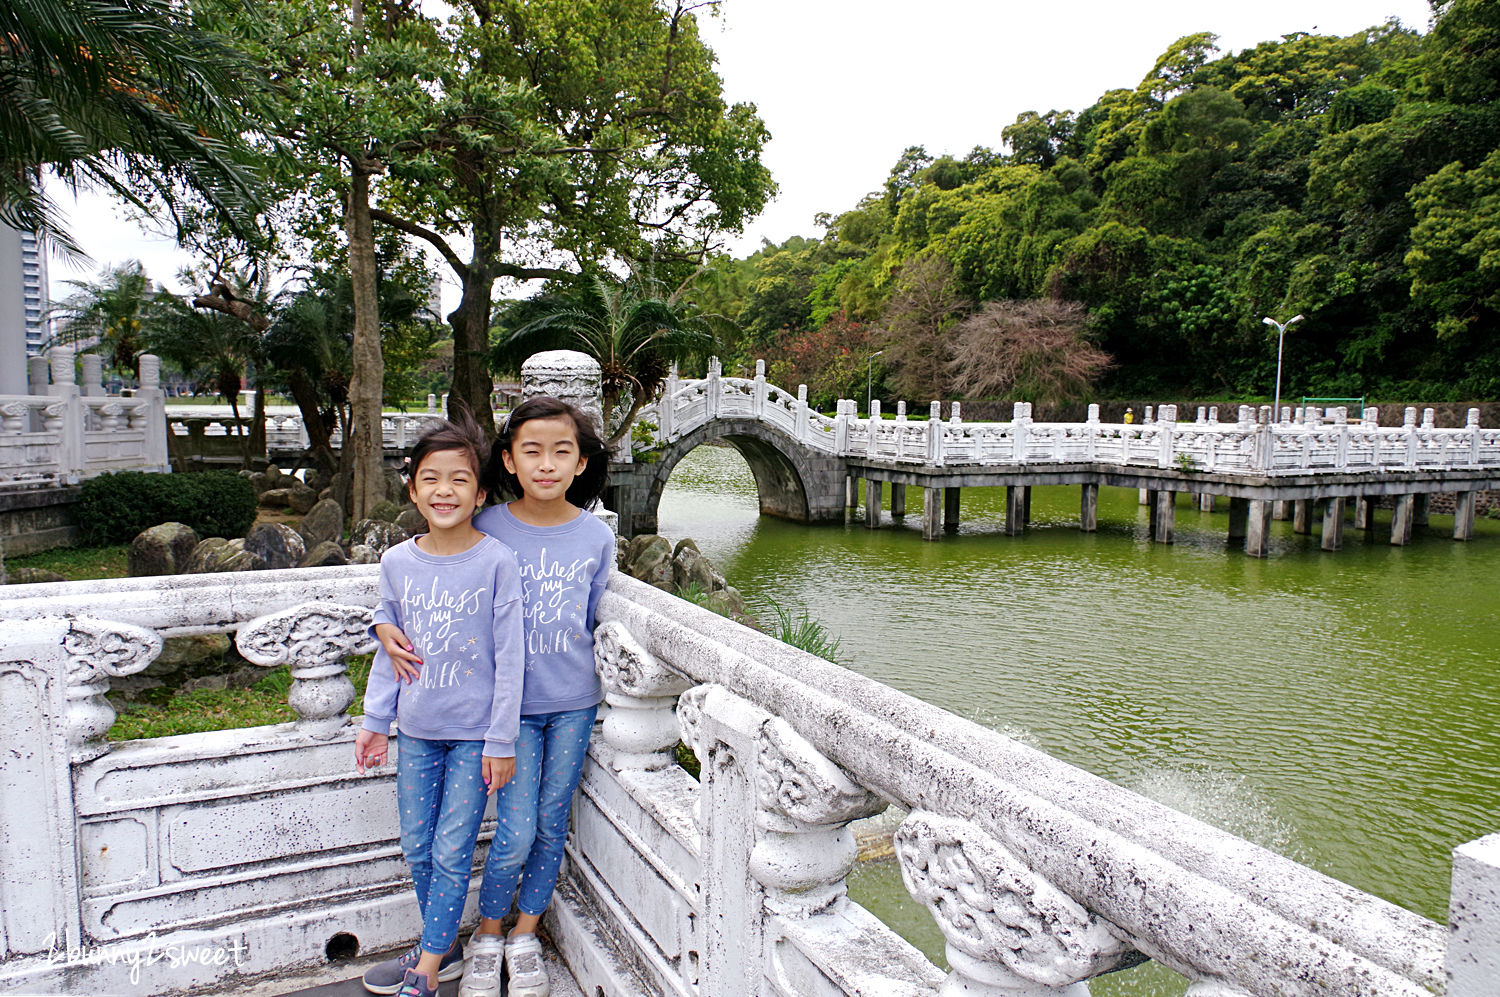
[76,471,258,545]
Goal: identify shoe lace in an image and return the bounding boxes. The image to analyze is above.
[470,948,500,978]
[509,945,542,977]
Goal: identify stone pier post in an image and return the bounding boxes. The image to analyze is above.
[1354,496,1373,530]
[864,479,882,529]
[1080,484,1098,532]
[1293,500,1312,535]
[1414,493,1430,528]
[944,487,961,532]
[1023,485,1032,524]
[1138,488,1149,505]
[1272,500,1290,521]
[1152,490,1175,544]
[922,487,943,541]
[1322,498,1345,551]
[1455,492,1478,541]
[1003,486,1024,536]
[1227,498,1249,541]
[1391,493,1415,546]
[890,483,906,517]
[845,474,858,511]
[1449,834,1500,997]
[1198,492,1215,512]
[1246,499,1274,557]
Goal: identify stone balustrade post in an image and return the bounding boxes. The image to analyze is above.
[427,393,437,413]
[834,399,850,455]
[47,346,82,482]
[706,356,722,422]
[894,811,1141,996]
[754,359,767,419]
[1403,407,1419,469]
[1144,405,1154,425]
[660,363,679,439]
[81,353,103,398]
[521,350,605,438]
[1086,404,1099,461]
[1364,406,1379,426]
[1196,406,1206,424]
[1156,404,1177,468]
[136,354,168,469]
[1448,834,1500,997]
[1208,405,1218,424]
[896,400,907,422]
[235,603,373,739]
[794,384,808,442]
[1293,406,1304,424]
[27,354,48,395]
[1422,407,1436,430]
[869,398,881,422]
[593,622,691,770]
[1011,401,1029,462]
[1236,405,1252,427]
[928,400,944,466]
[1468,407,1482,466]
[1253,406,1272,474]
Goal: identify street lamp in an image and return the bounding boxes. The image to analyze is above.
[1262,314,1303,421]
[866,350,884,417]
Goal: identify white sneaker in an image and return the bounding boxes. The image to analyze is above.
[458,933,504,997]
[504,933,550,997]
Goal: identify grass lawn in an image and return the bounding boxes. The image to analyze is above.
[109,655,372,739]
[6,544,130,580]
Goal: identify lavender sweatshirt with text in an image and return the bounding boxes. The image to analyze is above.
[472,503,613,715]
[361,535,525,756]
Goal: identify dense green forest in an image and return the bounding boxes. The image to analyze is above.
[689,0,1500,410]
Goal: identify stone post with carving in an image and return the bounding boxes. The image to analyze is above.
[235,602,374,739]
[593,621,691,770]
[520,350,605,438]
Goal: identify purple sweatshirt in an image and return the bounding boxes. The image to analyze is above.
[472,503,613,715]
[361,535,524,756]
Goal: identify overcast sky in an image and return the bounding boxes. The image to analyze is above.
[48,0,1434,305]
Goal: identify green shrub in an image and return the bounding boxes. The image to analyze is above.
[77,471,258,545]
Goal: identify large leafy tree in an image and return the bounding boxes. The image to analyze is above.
[0,0,263,255]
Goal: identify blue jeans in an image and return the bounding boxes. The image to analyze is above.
[477,706,598,918]
[395,734,489,954]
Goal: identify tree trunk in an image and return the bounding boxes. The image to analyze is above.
[286,369,337,470]
[346,162,386,521]
[248,381,267,468]
[447,264,495,433]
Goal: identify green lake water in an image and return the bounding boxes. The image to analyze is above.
[654,444,1500,996]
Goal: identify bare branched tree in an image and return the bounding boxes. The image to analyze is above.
[875,254,967,402]
[945,299,1112,405]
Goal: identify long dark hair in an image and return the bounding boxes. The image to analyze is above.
[484,395,611,507]
[406,405,490,482]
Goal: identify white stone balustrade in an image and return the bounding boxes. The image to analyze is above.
[636,361,1500,477]
[0,347,168,486]
[0,566,1492,995]
[164,410,450,458]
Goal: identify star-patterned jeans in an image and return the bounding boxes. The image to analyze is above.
[395,733,490,954]
[477,705,599,918]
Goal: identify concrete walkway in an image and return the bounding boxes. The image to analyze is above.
[240,940,582,997]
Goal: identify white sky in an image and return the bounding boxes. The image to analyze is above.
[48,0,1434,306]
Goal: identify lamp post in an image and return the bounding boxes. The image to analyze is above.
[1262,314,1303,421]
[866,350,884,417]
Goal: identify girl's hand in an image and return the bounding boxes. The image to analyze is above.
[355,729,389,774]
[374,623,422,682]
[482,755,515,796]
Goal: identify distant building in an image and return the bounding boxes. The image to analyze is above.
[19,229,49,356]
[0,223,48,394]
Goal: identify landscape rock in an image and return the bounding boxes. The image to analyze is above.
[186,537,266,573]
[181,674,228,693]
[248,471,273,496]
[396,507,428,535]
[258,487,294,508]
[369,500,403,523]
[672,537,700,558]
[304,467,333,494]
[286,483,319,515]
[672,544,723,595]
[4,566,67,584]
[298,498,344,548]
[300,540,348,568]
[704,586,750,622]
[244,522,307,570]
[350,518,407,555]
[620,534,674,591]
[128,522,201,577]
[348,544,379,564]
[384,469,407,503]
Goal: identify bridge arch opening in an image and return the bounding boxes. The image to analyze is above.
[622,418,846,536]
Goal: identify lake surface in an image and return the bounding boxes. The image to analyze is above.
[655,444,1500,996]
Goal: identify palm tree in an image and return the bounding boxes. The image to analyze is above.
[0,0,264,256]
[48,260,154,376]
[492,260,734,445]
[149,293,265,461]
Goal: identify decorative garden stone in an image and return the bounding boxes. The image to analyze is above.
[300,540,348,568]
[186,537,265,573]
[286,482,319,515]
[348,543,379,564]
[395,507,427,535]
[244,523,307,571]
[128,522,201,577]
[349,518,406,555]
[297,498,344,548]
[368,499,402,523]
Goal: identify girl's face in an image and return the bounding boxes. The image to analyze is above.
[408,448,485,531]
[502,414,586,504]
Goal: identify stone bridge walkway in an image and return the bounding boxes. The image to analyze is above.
[245,939,582,997]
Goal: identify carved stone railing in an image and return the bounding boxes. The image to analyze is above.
[0,348,168,486]
[637,360,1500,477]
[165,411,449,461]
[562,573,1497,997]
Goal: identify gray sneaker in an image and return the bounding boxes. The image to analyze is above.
[394,968,439,997]
[458,933,504,997]
[362,940,464,994]
[504,933,549,997]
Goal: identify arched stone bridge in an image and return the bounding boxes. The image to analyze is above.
[605,358,1500,556]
